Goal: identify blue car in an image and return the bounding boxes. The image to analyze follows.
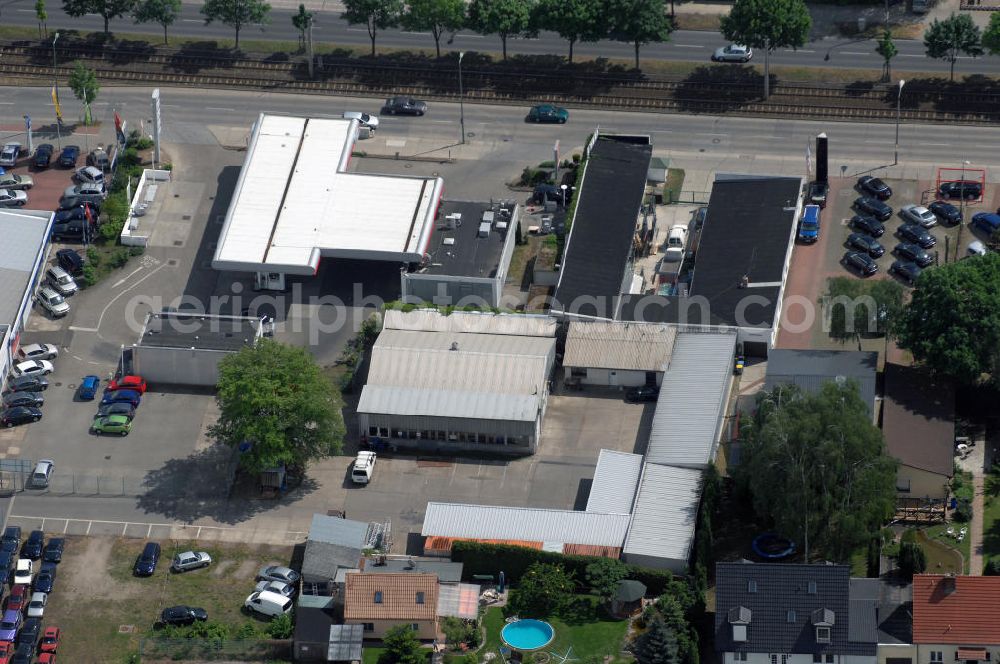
[101,389,141,408]
[79,375,100,401]
[57,144,81,168]
[34,561,56,593]
[0,608,21,642]
[971,212,1000,235]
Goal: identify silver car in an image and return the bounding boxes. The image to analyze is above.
[171,551,212,572]
[900,204,937,228]
[64,182,105,199]
[36,287,69,318]
[45,266,78,296]
[258,565,300,585]
[342,111,379,129]
[0,143,20,167]
[255,579,295,598]
[712,44,753,62]
[0,189,27,207]
[74,166,105,185]
[0,173,33,190]
[17,344,59,362]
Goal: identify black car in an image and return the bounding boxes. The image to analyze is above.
[382,96,427,116]
[57,144,81,168]
[808,180,829,209]
[854,197,893,221]
[939,180,982,200]
[0,550,14,580]
[21,531,43,559]
[846,233,885,258]
[58,196,101,214]
[928,200,962,225]
[34,561,56,593]
[97,401,136,419]
[160,605,208,626]
[895,243,934,267]
[844,251,879,276]
[898,223,937,249]
[0,538,17,555]
[10,642,33,664]
[625,386,659,403]
[2,527,21,551]
[857,175,892,200]
[53,204,93,225]
[56,248,85,275]
[2,392,43,409]
[850,214,885,237]
[51,219,93,242]
[17,618,41,647]
[0,407,42,427]
[890,260,923,285]
[3,375,48,395]
[134,541,161,576]
[32,144,54,169]
[42,538,64,563]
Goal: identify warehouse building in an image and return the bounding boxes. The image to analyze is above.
[765,349,878,417]
[563,321,677,387]
[357,309,556,455]
[622,463,704,573]
[585,449,644,514]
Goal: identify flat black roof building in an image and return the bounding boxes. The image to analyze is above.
[139,311,262,351]
[422,200,511,278]
[553,136,652,319]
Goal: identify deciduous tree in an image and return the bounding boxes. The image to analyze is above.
[379,625,426,664]
[201,0,272,49]
[291,3,314,48]
[509,562,575,618]
[585,557,627,604]
[63,0,137,35]
[35,0,48,38]
[609,0,673,70]
[824,276,903,343]
[133,0,182,44]
[534,0,606,63]
[210,338,345,474]
[876,30,897,82]
[984,11,1000,54]
[403,0,465,57]
[924,13,983,81]
[67,61,99,125]
[342,0,404,57]
[467,0,534,60]
[719,0,811,99]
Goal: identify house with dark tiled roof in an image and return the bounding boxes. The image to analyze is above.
[714,562,877,664]
[344,572,440,640]
[910,575,1000,664]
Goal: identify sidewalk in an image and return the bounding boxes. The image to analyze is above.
[971,472,985,575]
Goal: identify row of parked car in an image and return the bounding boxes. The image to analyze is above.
[0,344,61,428]
[83,374,148,437]
[0,527,65,663]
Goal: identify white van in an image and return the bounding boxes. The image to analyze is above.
[351,451,376,485]
[245,590,292,617]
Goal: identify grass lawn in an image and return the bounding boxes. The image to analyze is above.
[663,168,686,205]
[363,646,387,664]
[983,473,1000,569]
[919,525,967,574]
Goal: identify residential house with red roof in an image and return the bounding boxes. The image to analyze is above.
[909,575,1000,664]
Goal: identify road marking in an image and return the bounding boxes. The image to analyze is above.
[674,44,704,48]
[68,326,98,332]
[16,9,34,12]
[345,27,367,32]
[795,49,816,53]
[923,142,949,146]
[401,31,428,36]
[10,514,308,540]
[111,265,146,288]
[842,51,868,55]
[0,102,13,105]
[95,261,168,332]
[430,120,452,124]
[206,107,236,112]
[182,18,202,22]
[456,34,485,39]
[898,54,923,58]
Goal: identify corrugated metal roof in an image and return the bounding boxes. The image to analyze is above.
[358,385,540,422]
[564,321,677,372]
[328,624,364,662]
[0,209,52,327]
[309,513,370,548]
[848,578,880,644]
[383,309,556,337]
[765,350,878,415]
[376,328,555,357]
[646,332,736,468]
[421,502,631,547]
[586,449,644,513]
[623,463,703,562]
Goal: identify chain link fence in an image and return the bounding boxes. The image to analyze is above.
[137,638,290,661]
[41,474,151,497]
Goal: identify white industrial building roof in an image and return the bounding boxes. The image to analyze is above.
[358,386,540,422]
[383,309,556,337]
[646,331,736,468]
[564,321,677,372]
[212,114,443,274]
[0,209,53,326]
[421,502,631,547]
[623,463,703,563]
[586,449,644,514]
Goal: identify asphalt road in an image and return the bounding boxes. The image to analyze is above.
[2,0,999,76]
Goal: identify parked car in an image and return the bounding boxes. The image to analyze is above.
[711,44,753,62]
[968,240,987,257]
[382,97,427,116]
[254,579,295,598]
[2,393,43,409]
[13,560,32,586]
[63,182,105,199]
[0,143,20,168]
[807,181,829,209]
[133,542,161,576]
[37,651,56,664]
[86,148,110,171]
[257,565,300,585]
[3,376,47,395]
[21,533,42,560]
[41,539,63,564]
[51,218,93,243]
[4,585,26,613]
[0,550,13,582]
[35,287,69,318]
[39,626,60,653]
[108,375,147,394]
[971,212,1000,235]
[624,385,659,403]
[55,249,85,276]
[898,223,937,248]
[31,460,53,490]
[0,609,21,642]
[928,200,962,225]
[32,145,54,169]
[525,104,569,124]
[10,642,32,664]
[0,536,15,555]
[53,204,93,225]
[25,593,46,619]
[342,111,379,129]
[45,266,78,297]
[100,390,141,408]
[894,243,934,267]
[34,562,56,594]
[96,401,136,419]
[939,180,982,200]
[57,145,80,168]
[244,590,293,617]
[857,176,892,200]
[351,451,376,485]
[16,618,40,648]
[0,174,33,191]
[0,190,27,208]
[17,344,58,362]
[1,528,20,552]
[91,414,132,436]
[58,195,102,213]
[854,197,893,221]
[171,551,212,572]
[11,360,53,377]
[78,375,100,401]
[843,251,879,276]
[0,642,13,664]
[0,408,42,428]
[900,204,937,228]
[850,214,885,237]
[73,166,105,185]
[160,605,208,626]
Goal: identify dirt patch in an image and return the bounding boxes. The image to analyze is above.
[62,536,141,601]
[232,558,260,581]
[211,558,236,577]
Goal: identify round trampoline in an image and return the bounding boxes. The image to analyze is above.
[752,533,796,560]
[501,619,555,651]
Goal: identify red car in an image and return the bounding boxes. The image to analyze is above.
[38,653,56,663]
[0,642,11,664]
[107,375,147,394]
[40,626,59,653]
[4,586,26,613]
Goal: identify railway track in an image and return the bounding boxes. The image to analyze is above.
[2,42,998,124]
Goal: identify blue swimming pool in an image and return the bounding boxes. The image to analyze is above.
[501,619,555,651]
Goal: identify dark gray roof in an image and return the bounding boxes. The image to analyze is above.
[302,514,370,582]
[848,579,879,644]
[421,200,510,278]
[765,350,878,415]
[616,579,647,602]
[883,363,955,478]
[374,558,464,583]
[877,580,913,645]
[139,312,261,351]
[328,623,365,661]
[714,562,876,656]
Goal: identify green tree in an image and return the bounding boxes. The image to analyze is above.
[923,13,983,81]
[63,0,136,34]
[585,557,627,603]
[632,616,679,664]
[200,0,271,48]
[609,0,673,70]
[133,0,181,43]
[719,0,811,99]
[291,3,314,49]
[342,0,404,57]
[403,0,465,57]
[896,541,927,580]
[209,338,345,473]
[467,0,534,60]
[654,594,698,664]
[737,382,897,562]
[267,613,294,638]
[984,11,1000,54]
[895,252,1000,384]
[35,0,47,38]
[534,0,606,63]
[378,625,425,664]
[67,61,99,125]
[509,562,575,618]
[824,276,903,343]
[876,30,897,82]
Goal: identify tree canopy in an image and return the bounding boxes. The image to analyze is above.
[719,0,811,99]
[824,276,903,342]
[895,252,1000,384]
[509,562,575,617]
[534,0,607,62]
[737,382,897,562]
[609,0,673,70]
[633,616,679,664]
[875,30,897,82]
[342,0,404,56]
[924,13,983,81]
[133,0,181,43]
[200,0,271,48]
[984,11,1000,55]
[378,625,425,664]
[67,61,99,124]
[467,0,535,60]
[585,557,628,603]
[210,338,345,474]
[403,0,466,57]
[63,0,136,34]
[291,3,314,46]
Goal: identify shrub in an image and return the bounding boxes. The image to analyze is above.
[441,616,479,648]
[109,248,130,268]
[188,620,231,640]
[121,147,142,167]
[236,622,260,639]
[129,245,145,257]
[86,246,101,266]
[985,560,1000,576]
[954,500,973,522]
[897,541,927,580]
[101,219,125,242]
[267,613,293,639]
[79,264,97,289]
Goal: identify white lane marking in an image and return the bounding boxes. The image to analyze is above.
[16,9,34,12]
[842,51,868,55]
[182,18,202,22]
[111,265,145,288]
[430,120,452,124]
[95,262,168,332]
[674,44,704,48]
[922,143,949,146]
[206,107,236,112]
[456,34,485,39]
[0,102,14,105]
[401,31,428,36]
[898,54,923,58]
[68,326,98,332]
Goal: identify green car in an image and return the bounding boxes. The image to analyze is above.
[526,104,569,124]
[91,414,132,436]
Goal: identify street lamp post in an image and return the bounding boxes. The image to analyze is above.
[52,32,62,150]
[560,184,568,208]
[458,51,466,145]
[894,79,905,165]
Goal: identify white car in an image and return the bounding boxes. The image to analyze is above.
[26,591,47,618]
[0,189,27,207]
[12,360,54,377]
[17,344,59,362]
[255,579,295,598]
[712,44,753,62]
[64,182,106,199]
[0,173,32,190]
[900,204,937,228]
[0,143,20,167]
[343,111,379,129]
[74,165,105,185]
[13,559,33,585]
[351,451,376,484]
[36,287,69,318]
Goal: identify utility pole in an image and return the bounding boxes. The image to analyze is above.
[52,31,62,150]
[458,51,466,145]
[894,79,905,165]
